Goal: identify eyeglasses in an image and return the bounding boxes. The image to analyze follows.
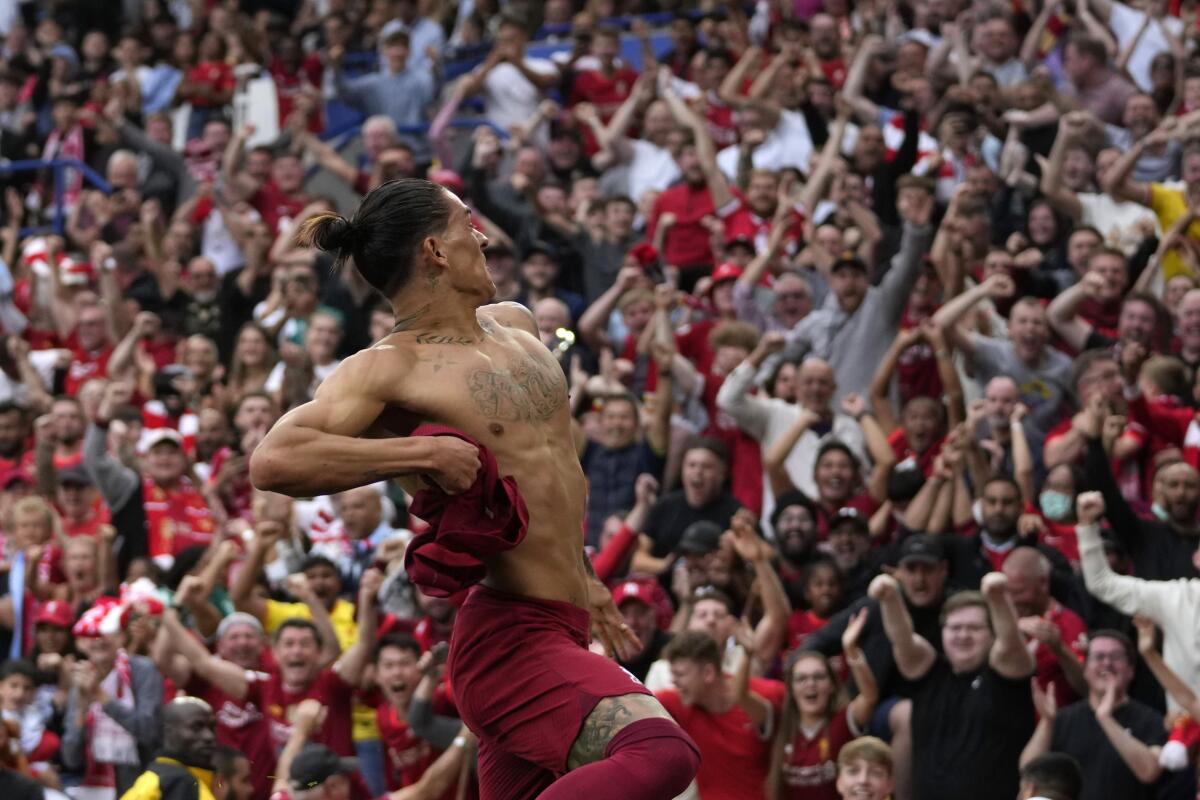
[793,672,832,684]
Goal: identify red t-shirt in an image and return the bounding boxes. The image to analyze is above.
[648,183,717,270]
[59,498,111,538]
[270,54,324,131]
[887,428,944,478]
[814,493,879,541]
[64,345,112,396]
[717,190,803,256]
[376,702,445,795]
[895,314,942,404]
[787,609,830,653]
[1028,600,1087,710]
[190,671,277,800]
[1039,519,1081,567]
[656,678,786,800]
[252,181,310,237]
[185,61,236,108]
[247,667,356,757]
[781,706,856,800]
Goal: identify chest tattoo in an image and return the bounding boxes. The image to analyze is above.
[467,353,566,422]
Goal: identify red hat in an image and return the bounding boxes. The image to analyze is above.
[72,596,122,638]
[611,578,673,631]
[428,168,465,196]
[627,242,659,271]
[33,600,73,629]
[710,262,743,285]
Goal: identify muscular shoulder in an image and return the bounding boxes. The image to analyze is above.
[314,346,412,398]
[480,301,537,337]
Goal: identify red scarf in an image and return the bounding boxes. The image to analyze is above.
[142,476,215,558]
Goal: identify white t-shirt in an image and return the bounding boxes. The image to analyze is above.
[1078,191,1159,256]
[482,59,559,132]
[626,138,681,205]
[1109,2,1182,92]
[715,110,814,183]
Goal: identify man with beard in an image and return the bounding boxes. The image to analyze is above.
[942,476,1076,592]
[1078,401,1200,579]
[183,256,223,345]
[168,570,380,760]
[160,581,277,800]
[0,402,30,473]
[808,441,876,538]
[826,507,881,604]
[43,396,85,469]
[770,491,821,589]
[121,697,219,800]
[874,571,1036,800]
[1022,629,1165,800]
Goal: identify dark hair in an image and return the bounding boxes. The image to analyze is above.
[0,400,24,418]
[684,436,729,465]
[662,630,722,668]
[1068,33,1108,64]
[1088,628,1135,663]
[1020,753,1082,800]
[375,632,422,661]
[1069,348,1117,394]
[816,440,859,471]
[293,179,454,298]
[164,545,208,591]
[0,659,35,683]
[273,618,323,649]
[982,474,1022,498]
[771,490,818,531]
[383,30,411,48]
[213,745,248,778]
[301,554,341,577]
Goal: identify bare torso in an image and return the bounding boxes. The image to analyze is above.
[373,305,589,607]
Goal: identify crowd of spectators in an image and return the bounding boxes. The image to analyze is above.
[10,0,1200,799]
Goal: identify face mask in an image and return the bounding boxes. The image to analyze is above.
[1039,490,1072,521]
[1152,502,1169,521]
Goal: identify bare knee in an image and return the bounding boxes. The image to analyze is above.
[567,693,673,770]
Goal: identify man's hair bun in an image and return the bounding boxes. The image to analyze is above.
[294,212,355,256]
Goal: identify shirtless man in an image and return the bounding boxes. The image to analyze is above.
[250,178,700,800]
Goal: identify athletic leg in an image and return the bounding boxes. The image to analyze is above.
[536,694,699,800]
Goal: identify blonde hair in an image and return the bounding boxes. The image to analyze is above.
[837,736,893,773]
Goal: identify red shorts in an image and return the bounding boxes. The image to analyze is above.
[449,585,650,799]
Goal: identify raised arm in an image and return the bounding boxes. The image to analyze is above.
[763,407,821,498]
[869,574,937,680]
[867,328,922,434]
[229,521,281,622]
[982,572,1037,679]
[331,568,382,686]
[842,608,880,729]
[727,516,792,667]
[161,605,250,699]
[843,393,896,503]
[1039,114,1089,221]
[658,67,734,211]
[249,348,481,497]
[1094,677,1163,783]
[932,273,1015,357]
[1075,491,1179,622]
[1134,616,1200,721]
[577,266,641,353]
[286,573,342,667]
[298,132,359,188]
[1046,272,1103,352]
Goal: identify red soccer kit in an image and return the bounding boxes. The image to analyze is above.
[376,702,449,798]
[781,706,856,800]
[656,677,786,800]
[189,672,277,800]
[246,667,356,756]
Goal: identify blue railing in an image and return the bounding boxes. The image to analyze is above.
[0,159,112,237]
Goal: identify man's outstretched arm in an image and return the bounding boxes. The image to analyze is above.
[250,348,480,496]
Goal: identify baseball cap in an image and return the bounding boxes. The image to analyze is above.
[289,745,359,792]
[831,252,869,274]
[829,507,869,537]
[612,579,656,608]
[524,240,557,260]
[143,427,184,450]
[677,520,724,555]
[33,600,73,629]
[897,534,945,566]
[1,469,34,489]
[58,464,93,487]
[710,262,743,285]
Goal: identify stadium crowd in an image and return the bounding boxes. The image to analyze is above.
[7,0,1200,798]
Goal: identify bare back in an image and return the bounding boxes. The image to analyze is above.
[370,303,589,606]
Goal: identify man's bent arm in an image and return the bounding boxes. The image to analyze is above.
[250,349,436,496]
